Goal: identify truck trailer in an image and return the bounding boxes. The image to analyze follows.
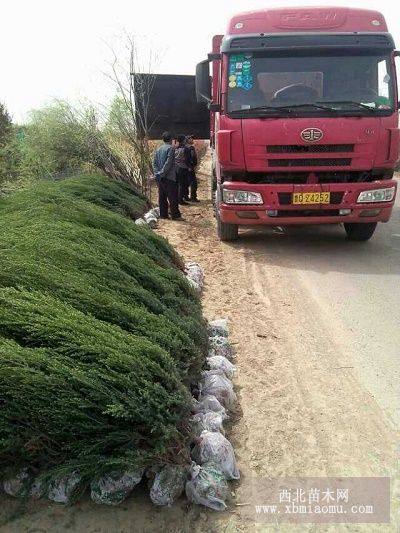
[195,7,399,241]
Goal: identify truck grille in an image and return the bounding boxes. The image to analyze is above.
[228,170,390,185]
[316,172,375,183]
[268,158,352,168]
[243,172,308,184]
[278,192,344,205]
[277,209,341,217]
[267,144,354,154]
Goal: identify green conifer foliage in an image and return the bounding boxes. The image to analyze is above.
[0,174,207,490]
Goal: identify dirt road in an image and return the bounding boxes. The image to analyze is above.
[156,165,400,532]
[2,161,399,532]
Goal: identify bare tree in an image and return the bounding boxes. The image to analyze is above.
[105,35,158,197]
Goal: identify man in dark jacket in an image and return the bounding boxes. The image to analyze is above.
[153,131,182,220]
[186,135,199,202]
[175,134,192,205]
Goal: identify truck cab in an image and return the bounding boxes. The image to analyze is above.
[196,7,399,241]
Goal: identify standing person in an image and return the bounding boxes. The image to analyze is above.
[153,131,183,221]
[175,134,192,205]
[187,135,199,202]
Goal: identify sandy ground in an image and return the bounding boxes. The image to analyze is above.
[1,156,399,532]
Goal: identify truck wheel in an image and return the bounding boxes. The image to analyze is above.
[217,212,238,241]
[211,180,217,203]
[211,170,217,203]
[344,222,377,241]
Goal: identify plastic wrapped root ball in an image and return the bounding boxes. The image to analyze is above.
[149,464,187,506]
[186,461,230,511]
[208,335,233,360]
[207,355,236,379]
[192,394,228,419]
[190,411,225,437]
[207,319,229,338]
[90,470,144,506]
[200,369,237,410]
[192,430,240,480]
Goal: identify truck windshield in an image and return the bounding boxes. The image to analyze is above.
[227,51,394,116]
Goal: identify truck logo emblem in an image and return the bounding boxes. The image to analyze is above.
[301,128,324,142]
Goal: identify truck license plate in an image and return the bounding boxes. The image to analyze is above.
[292,192,330,205]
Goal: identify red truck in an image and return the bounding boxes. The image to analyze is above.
[196,7,399,241]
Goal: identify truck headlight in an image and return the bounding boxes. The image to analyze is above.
[222,189,263,205]
[357,187,396,203]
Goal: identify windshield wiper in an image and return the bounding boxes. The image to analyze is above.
[229,101,379,115]
[229,103,339,115]
[229,105,293,115]
[319,101,377,113]
[277,103,339,113]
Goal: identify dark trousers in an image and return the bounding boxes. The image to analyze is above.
[176,167,189,202]
[188,170,198,200]
[158,179,181,219]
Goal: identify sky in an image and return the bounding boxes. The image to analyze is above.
[1,0,399,121]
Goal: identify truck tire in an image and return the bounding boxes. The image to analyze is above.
[217,212,238,241]
[211,169,217,203]
[344,222,377,241]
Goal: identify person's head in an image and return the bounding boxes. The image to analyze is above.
[186,135,194,145]
[176,134,186,146]
[162,131,172,144]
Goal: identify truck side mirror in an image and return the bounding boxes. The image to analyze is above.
[196,60,211,104]
[209,102,221,112]
[394,51,400,107]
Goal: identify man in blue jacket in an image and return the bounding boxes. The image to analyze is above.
[153,132,183,220]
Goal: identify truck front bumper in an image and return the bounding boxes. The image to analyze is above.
[219,180,397,226]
